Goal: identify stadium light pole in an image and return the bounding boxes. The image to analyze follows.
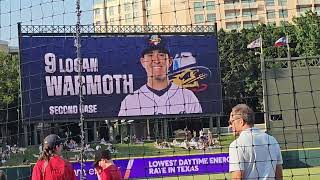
[147,119,151,140]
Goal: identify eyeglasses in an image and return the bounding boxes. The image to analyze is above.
[228,118,241,125]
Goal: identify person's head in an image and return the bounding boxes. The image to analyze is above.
[94,149,113,169]
[229,104,255,136]
[140,35,172,84]
[0,170,6,180]
[40,134,64,160]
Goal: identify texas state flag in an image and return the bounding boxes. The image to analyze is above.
[274,37,287,47]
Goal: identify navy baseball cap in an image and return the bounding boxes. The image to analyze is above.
[141,35,170,57]
[93,149,112,167]
[43,134,63,148]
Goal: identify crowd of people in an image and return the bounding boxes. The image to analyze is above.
[0,144,27,166]
[153,129,221,150]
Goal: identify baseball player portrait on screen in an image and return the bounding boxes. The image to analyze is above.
[118,35,202,116]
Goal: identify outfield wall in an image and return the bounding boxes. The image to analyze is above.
[1,149,320,179]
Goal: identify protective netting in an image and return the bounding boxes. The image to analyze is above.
[0,0,320,179]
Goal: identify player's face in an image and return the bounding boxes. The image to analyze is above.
[229,112,243,136]
[141,50,172,81]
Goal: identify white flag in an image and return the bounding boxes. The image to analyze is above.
[247,38,261,49]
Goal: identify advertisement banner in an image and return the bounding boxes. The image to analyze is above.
[72,153,229,179]
[20,35,222,120]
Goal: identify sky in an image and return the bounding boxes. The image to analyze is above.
[0,0,95,46]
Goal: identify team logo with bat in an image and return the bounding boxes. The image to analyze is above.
[169,52,211,92]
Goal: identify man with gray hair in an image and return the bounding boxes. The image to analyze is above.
[228,104,283,180]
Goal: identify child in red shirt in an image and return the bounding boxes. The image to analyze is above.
[94,149,121,180]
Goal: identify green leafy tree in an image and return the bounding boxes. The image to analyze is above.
[218,11,320,117]
[293,11,320,56]
[0,52,19,107]
[218,29,262,113]
[0,52,20,144]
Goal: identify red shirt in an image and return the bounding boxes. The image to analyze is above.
[32,156,76,180]
[99,165,122,180]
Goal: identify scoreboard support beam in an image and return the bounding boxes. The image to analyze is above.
[93,121,97,142]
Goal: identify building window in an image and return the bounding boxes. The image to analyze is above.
[94,9,100,16]
[243,22,258,29]
[315,6,320,15]
[242,9,257,16]
[298,7,311,15]
[267,21,276,26]
[242,0,256,2]
[298,0,312,4]
[109,18,114,25]
[124,3,131,11]
[147,14,152,21]
[265,0,275,6]
[207,13,216,22]
[225,0,239,4]
[146,0,151,7]
[225,10,240,18]
[278,0,287,5]
[226,22,240,30]
[133,2,139,9]
[279,9,288,18]
[280,20,288,24]
[134,18,140,24]
[206,1,215,10]
[194,2,203,12]
[194,14,204,23]
[147,10,151,16]
[109,6,114,16]
[267,10,276,19]
[134,12,139,18]
[125,14,132,23]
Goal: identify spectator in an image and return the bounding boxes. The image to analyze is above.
[93,149,121,180]
[228,104,283,180]
[31,134,76,180]
[0,170,6,180]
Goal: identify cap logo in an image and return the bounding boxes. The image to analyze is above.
[149,35,161,46]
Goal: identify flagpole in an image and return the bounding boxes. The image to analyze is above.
[286,36,291,59]
[286,35,298,128]
[260,35,263,56]
[259,35,269,132]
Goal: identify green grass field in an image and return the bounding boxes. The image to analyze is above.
[3,135,320,180]
[4,135,234,166]
[144,167,320,180]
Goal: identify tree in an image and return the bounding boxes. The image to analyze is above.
[0,52,19,107]
[217,11,320,120]
[218,28,262,114]
[0,51,20,144]
[293,11,320,56]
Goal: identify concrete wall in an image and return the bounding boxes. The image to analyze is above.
[265,59,320,149]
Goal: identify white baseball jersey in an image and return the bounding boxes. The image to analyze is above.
[118,83,202,116]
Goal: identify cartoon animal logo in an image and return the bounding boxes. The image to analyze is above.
[149,35,161,46]
[169,52,211,92]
